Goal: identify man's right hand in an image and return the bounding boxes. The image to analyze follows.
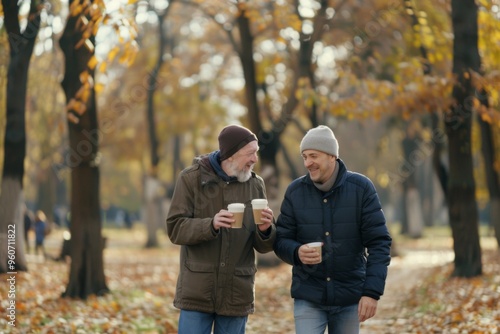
[213,209,234,230]
[298,243,322,265]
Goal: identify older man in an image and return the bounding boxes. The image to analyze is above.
[167,124,276,334]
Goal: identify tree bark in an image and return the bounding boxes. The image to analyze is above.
[445,0,482,277]
[143,5,174,247]
[59,0,109,298]
[476,90,500,248]
[401,134,424,238]
[431,113,448,204]
[0,0,41,273]
[143,176,163,248]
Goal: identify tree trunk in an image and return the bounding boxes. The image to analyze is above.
[0,0,41,273]
[36,166,57,222]
[405,0,448,205]
[59,0,109,299]
[406,188,424,236]
[235,1,329,200]
[234,8,280,200]
[445,0,482,277]
[477,90,500,248]
[0,180,27,273]
[143,176,163,248]
[143,7,171,248]
[420,154,434,227]
[491,199,500,248]
[431,113,448,204]
[401,134,424,237]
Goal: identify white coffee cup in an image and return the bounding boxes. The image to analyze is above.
[251,199,268,224]
[228,203,245,228]
[306,242,323,263]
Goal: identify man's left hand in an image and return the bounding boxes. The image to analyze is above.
[358,296,378,322]
[257,208,274,232]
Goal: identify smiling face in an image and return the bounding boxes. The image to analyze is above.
[222,141,259,182]
[302,149,336,184]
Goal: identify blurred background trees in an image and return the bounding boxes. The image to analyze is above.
[0,0,42,272]
[1,0,500,288]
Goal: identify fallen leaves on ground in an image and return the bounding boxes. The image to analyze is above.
[375,249,500,334]
[0,231,295,334]
[1,228,499,334]
[1,247,182,334]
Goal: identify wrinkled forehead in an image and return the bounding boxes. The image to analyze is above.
[237,140,259,154]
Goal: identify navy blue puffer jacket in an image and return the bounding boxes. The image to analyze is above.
[274,159,392,306]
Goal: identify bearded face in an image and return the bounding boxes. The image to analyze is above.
[223,141,259,182]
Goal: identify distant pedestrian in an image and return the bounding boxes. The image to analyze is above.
[23,205,34,254]
[34,210,48,259]
[124,211,133,229]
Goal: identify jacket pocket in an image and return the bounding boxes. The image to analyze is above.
[181,261,216,303]
[231,266,257,306]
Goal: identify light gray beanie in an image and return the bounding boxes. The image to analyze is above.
[300,125,339,157]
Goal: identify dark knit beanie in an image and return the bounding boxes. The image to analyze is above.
[218,125,258,161]
[300,125,339,157]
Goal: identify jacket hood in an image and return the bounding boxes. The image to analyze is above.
[208,151,234,182]
[194,151,256,185]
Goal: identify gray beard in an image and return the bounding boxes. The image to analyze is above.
[236,171,252,182]
[227,160,252,182]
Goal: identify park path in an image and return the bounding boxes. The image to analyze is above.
[360,248,454,333]
[37,228,456,334]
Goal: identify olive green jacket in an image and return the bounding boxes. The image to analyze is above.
[166,153,276,316]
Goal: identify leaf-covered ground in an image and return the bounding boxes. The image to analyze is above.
[1,227,499,333]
